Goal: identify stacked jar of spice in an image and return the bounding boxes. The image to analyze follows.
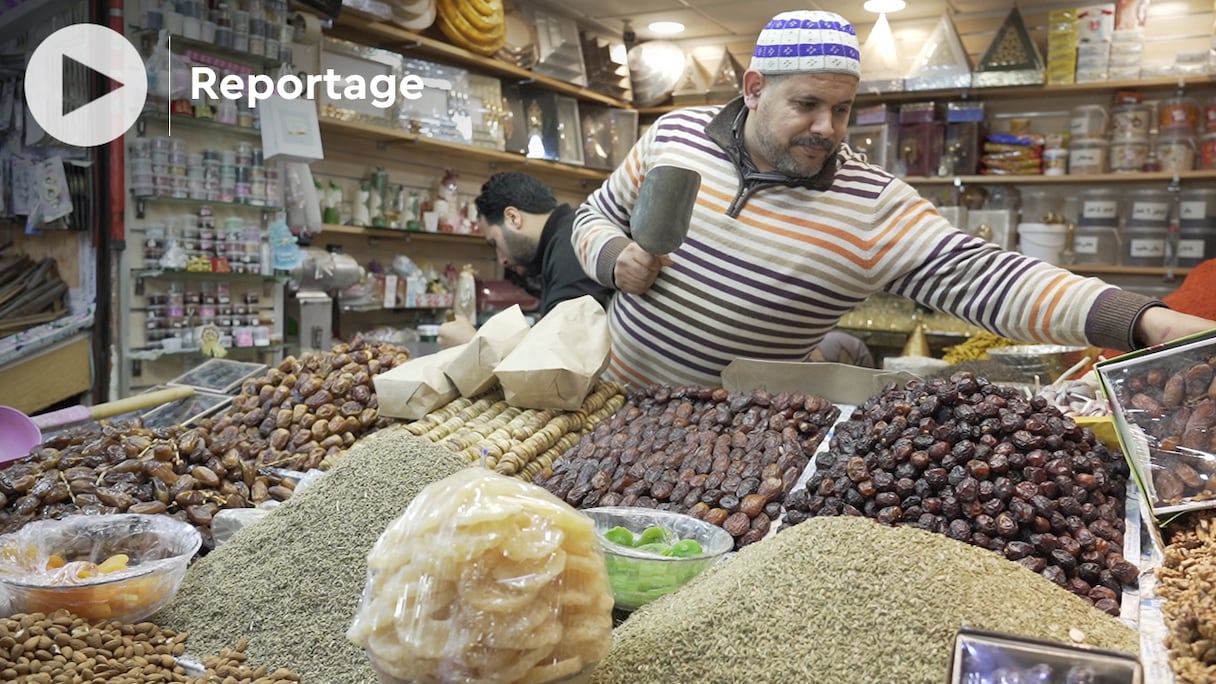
[1200,96,1216,170]
[1109,96,1151,173]
[1157,95,1198,174]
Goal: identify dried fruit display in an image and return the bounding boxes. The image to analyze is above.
[1159,511,1216,684]
[1100,345,1216,510]
[536,386,840,549]
[784,373,1132,615]
[208,338,412,473]
[0,337,411,548]
[404,382,626,482]
[0,423,294,549]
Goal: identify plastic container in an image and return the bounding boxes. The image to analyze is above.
[1110,103,1153,140]
[1068,138,1107,174]
[1123,224,1167,266]
[0,514,201,623]
[1204,96,1216,132]
[1178,224,1216,266]
[1158,130,1197,173]
[1069,104,1109,138]
[1180,188,1216,226]
[583,506,733,611]
[1072,224,1121,264]
[1042,148,1069,176]
[1020,190,1063,224]
[1109,139,1148,172]
[1017,222,1068,264]
[1159,96,1200,131]
[1125,188,1172,227]
[1201,132,1216,169]
[1078,188,1121,226]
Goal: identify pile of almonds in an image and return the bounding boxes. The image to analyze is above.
[0,610,299,683]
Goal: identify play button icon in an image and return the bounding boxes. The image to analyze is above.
[25,24,147,148]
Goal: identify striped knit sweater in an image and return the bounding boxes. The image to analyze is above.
[572,99,1158,388]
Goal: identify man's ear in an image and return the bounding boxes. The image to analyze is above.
[742,70,765,109]
[503,206,523,232]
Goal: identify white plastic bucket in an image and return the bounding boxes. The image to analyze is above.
[1017,222,1068,265]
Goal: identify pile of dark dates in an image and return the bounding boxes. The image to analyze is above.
[783,372,1136,615]
[1106,354,1216,507]
[538,385,839,549]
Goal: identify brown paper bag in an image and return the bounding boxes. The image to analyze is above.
[494,296,610,410]
[446,305,531,397]
[373,344,467,420]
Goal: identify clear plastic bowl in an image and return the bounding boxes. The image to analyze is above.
[581,506,733,611]
[0,514,201,623]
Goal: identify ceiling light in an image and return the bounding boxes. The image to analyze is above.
[863,0,906,13]
[648,21,685,35]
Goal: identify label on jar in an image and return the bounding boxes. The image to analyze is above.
[1182,201,1209,220]
[1070,148,1105,173]
[1073,235,1100,254]
[1179,239,1206,259]
[1129,238,1165,258]
[1131,202,1169,222]
[1082,200,1118,219]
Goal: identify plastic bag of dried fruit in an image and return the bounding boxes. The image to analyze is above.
[347,468,614,684]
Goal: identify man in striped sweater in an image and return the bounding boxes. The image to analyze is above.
[572,9,1215,388]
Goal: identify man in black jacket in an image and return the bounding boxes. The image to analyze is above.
[438,172,613,347]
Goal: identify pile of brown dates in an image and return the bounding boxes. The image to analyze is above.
[1107,355,1216,507]
[0,337,411,547]
[200,338,410,472]
[783,373,1135,615]
[538,385,839,549]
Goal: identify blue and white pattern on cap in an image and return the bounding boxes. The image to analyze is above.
[749,10,861,78]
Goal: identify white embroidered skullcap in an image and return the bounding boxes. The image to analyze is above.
[749,10,861,78]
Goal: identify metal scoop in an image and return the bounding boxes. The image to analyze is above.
[0,386,195,464]
[631,165,702,256]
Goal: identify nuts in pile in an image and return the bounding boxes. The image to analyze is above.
[536,385,839,549]
[199,337,411,473]
[0,610,299,683]
[404,381,626,481]
[1104,356,1216,507]
[783,373,1135,615]
[0,423,292,549]
[1159,511,1216,684]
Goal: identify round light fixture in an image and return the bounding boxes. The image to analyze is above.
[863,0,906,12]
[648,21,685,35]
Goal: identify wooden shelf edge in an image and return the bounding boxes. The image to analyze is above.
[318,118,610,182]
[320,223,490,245]
[1064,265,1191,277]
[328,14,630,109]
[638,74,1216,115]
[903,170,1216,185]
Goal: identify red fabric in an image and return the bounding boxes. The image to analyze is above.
[1163,258,1216,320]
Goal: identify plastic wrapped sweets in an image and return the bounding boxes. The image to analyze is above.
[348,468,615,683]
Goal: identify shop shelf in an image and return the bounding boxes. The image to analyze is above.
[317,118,610,183]
[127,343,287,362]
[325,11,628,108]
[635,74,1216,116]
[902,170,1216,186]
[137,111,263,139]
[1064,265,1191,278]
[320,223,489,246]
[133,195,281,219]
[131,268,288,283]
[134,29,281,69]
